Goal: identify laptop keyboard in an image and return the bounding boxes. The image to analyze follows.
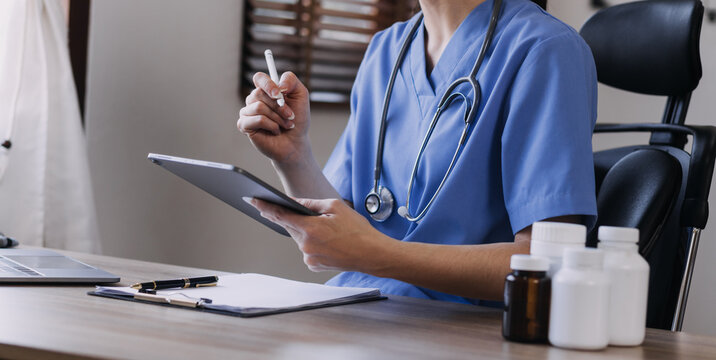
[0,257,42,276]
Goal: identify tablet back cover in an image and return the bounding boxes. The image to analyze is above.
[148,153,317,236]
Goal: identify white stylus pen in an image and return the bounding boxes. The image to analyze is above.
[264,49,285,107]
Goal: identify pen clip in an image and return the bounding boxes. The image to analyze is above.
[134,292,212,308]
[195,283,217,288]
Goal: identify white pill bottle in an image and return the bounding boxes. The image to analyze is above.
[598,226,650,346]
[549,248,610,350]
[530,222,587,277]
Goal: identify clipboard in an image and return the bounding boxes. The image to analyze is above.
[88,273,386,318]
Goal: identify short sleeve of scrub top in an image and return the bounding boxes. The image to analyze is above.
[322,0,598,305]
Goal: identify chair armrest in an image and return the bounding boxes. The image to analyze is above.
[594,123,716,228]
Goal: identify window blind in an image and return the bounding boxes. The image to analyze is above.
[241,0,547,103]
[242,0,418,103]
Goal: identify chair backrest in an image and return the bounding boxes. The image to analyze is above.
[580,0,702,99]
[531,0,547,10]
[581,0,704,147]
[580,0,707,330]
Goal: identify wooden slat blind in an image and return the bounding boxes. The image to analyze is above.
[242,0,418,103]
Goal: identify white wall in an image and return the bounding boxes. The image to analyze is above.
[85,0,344,283]
[85,0,716,335]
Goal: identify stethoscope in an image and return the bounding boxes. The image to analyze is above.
[364,0,503,223]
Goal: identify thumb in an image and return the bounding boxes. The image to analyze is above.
[294,198,337,213]
[279,71,308,97]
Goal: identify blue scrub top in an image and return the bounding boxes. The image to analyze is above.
[323,0,598,305]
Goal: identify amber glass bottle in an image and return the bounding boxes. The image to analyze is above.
[502,255,551,343]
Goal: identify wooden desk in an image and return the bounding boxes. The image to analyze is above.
[1,250,715,359]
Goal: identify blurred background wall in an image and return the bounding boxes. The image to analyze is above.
[84,0,716,335]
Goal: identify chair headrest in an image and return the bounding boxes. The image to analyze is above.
[580,0,703,96]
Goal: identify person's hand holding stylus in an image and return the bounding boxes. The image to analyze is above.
[237,48,312,167]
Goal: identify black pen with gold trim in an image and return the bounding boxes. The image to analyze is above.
[130,275,219,291]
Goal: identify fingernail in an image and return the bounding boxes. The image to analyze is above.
[288,122,295,129]
[242,196,254,205]
[288,112,295,121]
[271,89,280,98]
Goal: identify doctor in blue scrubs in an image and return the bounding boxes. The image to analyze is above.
[237,0,597,304]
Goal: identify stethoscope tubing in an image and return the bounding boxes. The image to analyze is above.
[372,13,425,191]
[402,110,472,222]
[369,0,503,222]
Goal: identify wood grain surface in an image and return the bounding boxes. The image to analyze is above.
[0,249,715,359]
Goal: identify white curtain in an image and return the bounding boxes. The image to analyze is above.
[0,0,100,252]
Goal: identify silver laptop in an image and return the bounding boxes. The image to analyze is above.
[0,249,119,283]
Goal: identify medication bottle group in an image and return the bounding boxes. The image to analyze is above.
[502,222,650,351]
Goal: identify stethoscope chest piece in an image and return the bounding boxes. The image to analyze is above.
[365,186,395,222]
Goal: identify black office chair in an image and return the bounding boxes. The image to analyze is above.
[580,0,716,331]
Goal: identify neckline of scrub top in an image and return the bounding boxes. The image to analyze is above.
[407,0,495,106]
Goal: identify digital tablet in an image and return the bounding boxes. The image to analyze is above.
[148,153,319,236]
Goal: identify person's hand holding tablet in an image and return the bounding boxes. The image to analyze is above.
[237,50,387,274]
[237,48,395,277]
[245,197,388,273]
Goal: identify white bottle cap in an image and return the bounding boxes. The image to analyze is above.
[531,222,587,258]
[563,248,604,269]
[532,222,587,244]
[510,254,550,272]
[598,226,639,244]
